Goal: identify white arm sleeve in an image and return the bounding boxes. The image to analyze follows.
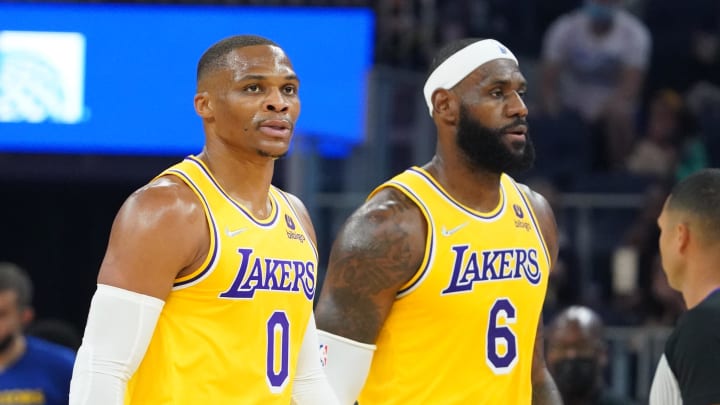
[69,284,164,405]
[291,316,340,405]
[649,354,683,405]
[317,329,376,405]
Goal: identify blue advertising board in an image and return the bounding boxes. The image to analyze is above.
[0,3,374,156]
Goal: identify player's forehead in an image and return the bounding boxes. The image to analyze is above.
[225,44,296,79]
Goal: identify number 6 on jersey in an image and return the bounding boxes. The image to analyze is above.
[486,298,518,374]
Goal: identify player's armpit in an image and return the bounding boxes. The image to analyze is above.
[315,187,427,344]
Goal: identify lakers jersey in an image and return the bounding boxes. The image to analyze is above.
[358,167,551,405]
[125,156,318,404]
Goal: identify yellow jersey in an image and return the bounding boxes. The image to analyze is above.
[358,167,551,405]
[126,156,318,404]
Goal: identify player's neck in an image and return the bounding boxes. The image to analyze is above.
[424,155,503,212]
[197,149,276,218]
[0,334,26,370]
[682,270,720,309]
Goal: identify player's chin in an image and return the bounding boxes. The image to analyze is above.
[506,141,526,155]
[257,147,289,160]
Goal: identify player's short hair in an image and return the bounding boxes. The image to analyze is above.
[0,262,33,309]
[667,168,720,242]
[197,35,280,82]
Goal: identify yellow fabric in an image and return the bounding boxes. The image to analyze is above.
[358,167,550,405]
[125,156,318,404]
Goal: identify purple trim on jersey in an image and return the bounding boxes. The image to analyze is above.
[511,181,551,270]
[274,188,319,261]
[388,181,435,298]
[168,169,220,288]
[407,167,506,221]
[186,156,279,227]
[705,287,720,302]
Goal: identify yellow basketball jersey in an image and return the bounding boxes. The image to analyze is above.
[125,156,318,404]
[358,167,551,405]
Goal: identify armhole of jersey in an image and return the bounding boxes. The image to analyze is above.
[162,169,220,288]
[273,187,319,262]
[510,179,552,270]
[375,182,435,298]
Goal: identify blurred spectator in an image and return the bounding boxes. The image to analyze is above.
[610,182,671,325]
[644,0,720,96]
[539,0,651,171]
[546,305,636,405]
[685,80,720,124]
[26,318,82,352]
[626,90,684,179]
[0,262,75,405]
[374,0,433,68]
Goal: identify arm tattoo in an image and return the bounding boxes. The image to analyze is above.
[316,188,424,343]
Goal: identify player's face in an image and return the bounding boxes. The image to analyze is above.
[0,291,25,353]
[199,45,301,159]
[454,59,534,174]
[456,104,535,174]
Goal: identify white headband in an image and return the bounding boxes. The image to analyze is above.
[423,39,518,116]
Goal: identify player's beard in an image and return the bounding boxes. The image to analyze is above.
[456,104,535,174]
[257,149,288,160]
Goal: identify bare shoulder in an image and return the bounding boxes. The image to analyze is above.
[97,175,208,299]
[516,183,559,263]
[517,183,553,217]
[315,186,427,343]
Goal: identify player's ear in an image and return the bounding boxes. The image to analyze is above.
[21,307,34,327]
[432,89,459,126]
[676,222,690,253]
[194,92,213,118]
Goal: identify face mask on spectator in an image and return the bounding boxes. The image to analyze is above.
[552,357,600,399]
[584,2,617,25]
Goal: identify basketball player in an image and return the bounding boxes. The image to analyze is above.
[315,38,563,404]
[650,169,720,404]
[69,35,338,404]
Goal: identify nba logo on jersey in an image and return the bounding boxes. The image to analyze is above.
[319,343,328,367]
[513,204,524,218]
[285,214,296,230]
